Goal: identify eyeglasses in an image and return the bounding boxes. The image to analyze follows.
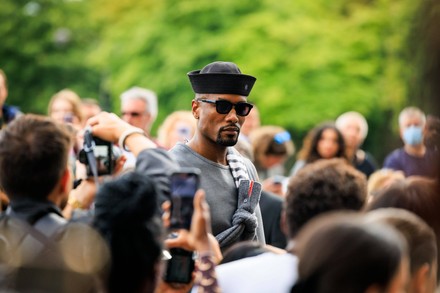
[122,111,144,117]
[198,99,253,117]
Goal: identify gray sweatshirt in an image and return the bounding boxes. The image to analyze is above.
[169,143,265,250]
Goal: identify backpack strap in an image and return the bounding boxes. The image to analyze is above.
[3,212,67,265]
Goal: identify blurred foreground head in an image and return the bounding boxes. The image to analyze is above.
[285,158,367,238]
[0,114,72,201]
[365,176,440,284]
[93,171,164,293]
[366,208,437,293]
[291,212,408,293]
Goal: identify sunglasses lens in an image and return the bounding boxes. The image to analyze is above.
[216,100,233,114]
[236,103,253,116]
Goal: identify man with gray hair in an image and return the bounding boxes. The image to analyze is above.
[120,86,158,135]
[120,87,158,168]
[335,111,377,178]
[383,106,438,178]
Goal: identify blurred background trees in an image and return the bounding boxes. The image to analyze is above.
[1,0,438,165]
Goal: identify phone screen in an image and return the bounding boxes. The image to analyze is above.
[169,171,199,230]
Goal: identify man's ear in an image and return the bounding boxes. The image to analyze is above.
[411,263,430,293]
[192,99,200,119]
[60,168,73,195]
[399,127,404,140]
[48,168,72,206]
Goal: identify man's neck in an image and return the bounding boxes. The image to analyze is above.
[404,144,426,157]
[187,136,228,165]
[345,146,356,160]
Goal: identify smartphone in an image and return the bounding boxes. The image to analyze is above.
[163,169,200,284]
[169,168,200,230]
[163,248,195,284]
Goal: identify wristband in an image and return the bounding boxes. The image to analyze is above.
[68,196,83,209]
[118,128,145,151]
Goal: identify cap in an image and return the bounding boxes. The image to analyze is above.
[188,61,256,96]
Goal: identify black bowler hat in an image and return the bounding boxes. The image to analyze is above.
[188,61,256,96]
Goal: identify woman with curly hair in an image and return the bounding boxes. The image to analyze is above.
[290,122,349,176]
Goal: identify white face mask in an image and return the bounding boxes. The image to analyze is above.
[402,126,423,146]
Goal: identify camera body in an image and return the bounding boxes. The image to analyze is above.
[162,168,200,284]
[78,136,120,177]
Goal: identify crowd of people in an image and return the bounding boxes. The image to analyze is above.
[0,62,439,293]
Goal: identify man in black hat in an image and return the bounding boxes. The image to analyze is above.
[169,61,265,251]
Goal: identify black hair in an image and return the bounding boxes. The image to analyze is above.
[285,158,367,238]
[93,171,164,293]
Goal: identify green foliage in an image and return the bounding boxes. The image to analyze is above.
[1,0,422,163]
[0,0,100,114]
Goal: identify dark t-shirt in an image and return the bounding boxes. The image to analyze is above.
[354,150,378,178]
[383,147,439,178]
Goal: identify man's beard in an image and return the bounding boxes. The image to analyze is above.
[216,130,240,146]
[215,124,241,146]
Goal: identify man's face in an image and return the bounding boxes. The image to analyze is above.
[121,99,151,132]
[399,115,424,146]
[193,94,248,147]
[400,115,423,132]
[50,98,75,123]
[0,74,8,107]
[339,118,364,150]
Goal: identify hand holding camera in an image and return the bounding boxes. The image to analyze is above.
[86,112,156,157]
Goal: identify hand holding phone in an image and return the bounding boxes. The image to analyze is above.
[169,168,200,230]
[163,168,200,284]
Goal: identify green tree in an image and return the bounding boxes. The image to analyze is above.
[0,0,100,114]
[2,0,423,164]
[89,0,418,162]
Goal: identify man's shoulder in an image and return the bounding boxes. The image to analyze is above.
[384,148,405,165]
[260,190,283,209]
[386,147,405,157]
[168,143,193,159]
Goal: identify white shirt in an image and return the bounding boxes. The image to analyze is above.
[216,252,298,293]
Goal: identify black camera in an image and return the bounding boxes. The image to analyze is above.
[78,130,121,177]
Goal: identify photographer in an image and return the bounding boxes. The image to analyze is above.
[87,112,177,203]
[0,114,106,292]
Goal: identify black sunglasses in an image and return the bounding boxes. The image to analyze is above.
[198,99,253,116]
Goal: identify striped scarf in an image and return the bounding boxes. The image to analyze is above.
[215,147,261,249]
[226,147,250,188]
